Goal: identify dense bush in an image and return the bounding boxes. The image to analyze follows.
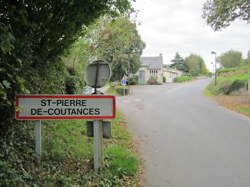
[0,0,134,186]
[163,76,166,83]
[109,81,120,88]
[115,85,129,95]
[174,75,192,83]
[127,76,138,85]
[184,72,199,77]
[65,75,82,94]
[206,72,213,77]
[218,66,241,74]
[65,67,83,94]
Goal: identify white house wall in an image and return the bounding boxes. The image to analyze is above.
[163,68,183,83]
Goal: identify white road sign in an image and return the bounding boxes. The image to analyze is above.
[16,95,116,120]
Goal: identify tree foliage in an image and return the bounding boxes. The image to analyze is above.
[88,17,145,81]
[0,0,133,133]
[219,50,242,68]
[170,52,189,72]
[202,0,250,30]
[62,37,92,93]
[184,54,209,75]
[0,0,133,184]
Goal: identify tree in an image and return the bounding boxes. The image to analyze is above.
[219,50,242,68]
[62,37,92,93]
[202,0,250,91]
[0,0,134,179]
[170,52,189,72]
[184,54,208,75]
[0,0,133,129]
[88,17,145,81]
[202,0,250,31]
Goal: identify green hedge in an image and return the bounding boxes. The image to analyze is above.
[207,73,248,95]
[174,75,192,83]
[115,85,129,95]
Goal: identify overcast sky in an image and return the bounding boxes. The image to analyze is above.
[132,0,250,72]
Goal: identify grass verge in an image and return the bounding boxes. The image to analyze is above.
[174,75,193,83]
[107,85,129,96]
[204,93,250,117]
[206,73,248,95]
[1,112,141,186]
[204,65,249,117]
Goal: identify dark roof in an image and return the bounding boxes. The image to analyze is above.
[141,55,163,69]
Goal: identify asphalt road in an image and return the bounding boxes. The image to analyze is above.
[117,79,250,187]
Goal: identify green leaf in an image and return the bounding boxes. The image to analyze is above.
[2,80,11,88]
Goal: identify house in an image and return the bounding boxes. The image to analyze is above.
[163,64,183,83]
[137,54,164,84]
[136,54,183,84]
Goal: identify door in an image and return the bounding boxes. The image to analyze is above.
[139,70,145,83]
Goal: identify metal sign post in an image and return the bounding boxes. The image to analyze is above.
[35,120,42,158]
[121,79,126,96]
[86,60,112,171]
[93,120,103,170]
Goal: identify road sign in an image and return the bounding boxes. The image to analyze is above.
[121,79,126,86]
[86,60,111,88]
[16,95,116,120]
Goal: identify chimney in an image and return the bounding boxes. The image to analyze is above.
[159,53,163,67]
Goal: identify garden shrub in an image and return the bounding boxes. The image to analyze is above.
[65,75,81,94]
[147,76,159,85]
[163,76,166,83]
[115,85,129,95]
[109,81,119,88]
[127,76,138,85]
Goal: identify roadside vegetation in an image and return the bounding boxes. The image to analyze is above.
[1,112,141,186]
[206,67,248,96]
[0,1,144,186]
[170,53,211,83]
[202,0,250,117]
[205,50,250,117]
[174,75,193,83]
[147,76,161,85]
[107,82,129,96]
[206,50,249,96]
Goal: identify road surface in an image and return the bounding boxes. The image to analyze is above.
[118,79,250,187]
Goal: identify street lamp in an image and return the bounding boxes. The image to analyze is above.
[211,51,217,86]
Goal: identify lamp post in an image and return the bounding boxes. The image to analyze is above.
[211,51,217,86]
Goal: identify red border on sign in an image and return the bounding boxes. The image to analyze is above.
[15,95,116,120]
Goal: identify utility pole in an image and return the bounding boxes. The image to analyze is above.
[211,51,217,86]
[248,69,250,94]
[127,54,131,95]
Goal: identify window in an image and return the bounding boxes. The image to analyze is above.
[150,69,158,76]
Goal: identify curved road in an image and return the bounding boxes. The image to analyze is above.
[118,79,250,187]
